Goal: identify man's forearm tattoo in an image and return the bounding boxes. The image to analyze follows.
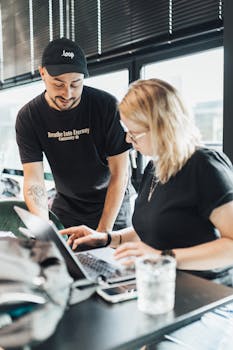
[27,185,47,210]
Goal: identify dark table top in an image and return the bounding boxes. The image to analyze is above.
[32,271,233,350]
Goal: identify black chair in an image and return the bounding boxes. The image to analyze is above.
[0,200,64,238]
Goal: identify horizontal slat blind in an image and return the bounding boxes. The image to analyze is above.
[53,0,64,39]
[1,0,30,80]
[1,0,16,79]
[101,0,131,52]
[73,0,98,57]
[33,0,50,71]
[15,0,31,76]
[131,1,169,45]
[0,0,224,83]
[101,0,169,53]
[173,0,223,36]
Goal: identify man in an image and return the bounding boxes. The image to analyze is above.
[15,37,132,232]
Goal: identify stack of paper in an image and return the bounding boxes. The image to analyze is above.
[163,302,233,349]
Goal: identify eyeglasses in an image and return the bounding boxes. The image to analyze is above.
[120,120,147,144]
[127,131,147,144]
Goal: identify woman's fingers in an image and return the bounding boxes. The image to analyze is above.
[72,235,93,250]
[114,241,158,262]
[115,242,137,252]
[60,225,107,250]
[115,249,142,260]
[69,232,107,250]
[115,242,139,255]
[60,225,90,236]
[114,242,142,260]
[67,233,79,246]
[120,258,136,267]
[60,227,79,236]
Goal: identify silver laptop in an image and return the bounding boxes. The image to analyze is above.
[14,206,135,287]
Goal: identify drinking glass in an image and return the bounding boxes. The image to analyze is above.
[135,254,176,315]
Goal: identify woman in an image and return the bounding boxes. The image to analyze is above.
[61,79,233,285]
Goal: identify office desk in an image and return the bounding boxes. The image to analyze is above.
[33,272,233,350]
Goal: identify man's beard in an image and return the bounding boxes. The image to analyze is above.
[50,95,80,111]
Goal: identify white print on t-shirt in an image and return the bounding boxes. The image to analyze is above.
[48,128,89,142]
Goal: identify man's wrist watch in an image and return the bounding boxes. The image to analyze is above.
[161,249,176,258]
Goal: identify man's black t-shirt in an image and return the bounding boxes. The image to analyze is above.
[16,86,131,228]
[133,148,233,249]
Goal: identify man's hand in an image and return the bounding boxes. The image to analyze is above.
[60,225,108,250]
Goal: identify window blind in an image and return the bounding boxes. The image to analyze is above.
[1,0,30,80]
[0,0,224,83]
[33,0,50,71]
[73,0,98,57]
[172,0,223,37]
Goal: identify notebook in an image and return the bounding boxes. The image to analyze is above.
[14,206,135,287]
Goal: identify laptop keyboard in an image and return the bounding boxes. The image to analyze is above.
[77,252,133,281]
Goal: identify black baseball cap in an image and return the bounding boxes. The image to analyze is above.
[42,37,89,77]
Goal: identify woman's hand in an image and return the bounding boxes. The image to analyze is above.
[60,225,107,250]
[114,241,160,266]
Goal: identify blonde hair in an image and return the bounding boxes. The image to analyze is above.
[119,79,202,183]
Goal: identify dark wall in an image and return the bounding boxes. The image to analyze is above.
[223,0,233,162]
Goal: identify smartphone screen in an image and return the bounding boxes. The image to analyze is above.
[102,283,136,295]
[97,282,137,303]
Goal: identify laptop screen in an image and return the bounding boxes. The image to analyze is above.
[14,206,135,285]
[14,206,88,280]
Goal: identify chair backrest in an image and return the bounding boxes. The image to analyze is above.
[0,200,64,237]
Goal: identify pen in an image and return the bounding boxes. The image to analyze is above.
[200,312,233,331]
[220,303,233,314]
[164,334,194,349]
[213,309,233,320]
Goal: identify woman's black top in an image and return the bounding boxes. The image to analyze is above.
[133,148,233,284]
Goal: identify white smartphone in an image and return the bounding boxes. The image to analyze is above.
[97,282,137,303]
